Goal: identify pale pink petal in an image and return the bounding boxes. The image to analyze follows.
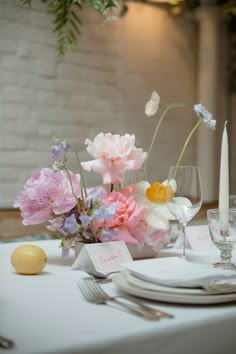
[115,227,139,244]
[144,227,170,251]
[82,133,147,184]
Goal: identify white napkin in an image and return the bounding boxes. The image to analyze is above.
[122,257,236,293]
[201,275,236,292]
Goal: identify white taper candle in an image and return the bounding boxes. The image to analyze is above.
[219,121,229,232]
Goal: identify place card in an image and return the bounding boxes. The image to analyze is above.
[173,225,216,251]
[185,226,216,251]
[71,241,133,277]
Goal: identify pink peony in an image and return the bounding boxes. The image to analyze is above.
[143,227,170,251]
[14,168,81,225]
[81,133,147,184]
[102,185,170,250]
[95,191,146,245]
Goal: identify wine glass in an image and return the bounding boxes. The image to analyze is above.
[207,209,236,269]
[166,166,202,259]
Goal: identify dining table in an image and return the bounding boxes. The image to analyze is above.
[1,225,236,354]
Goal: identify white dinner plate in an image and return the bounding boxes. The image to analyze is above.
[126,273,214,295]
[112,271,236,304]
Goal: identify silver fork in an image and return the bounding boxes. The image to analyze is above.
[78,278,174,319]
[77,279,159,320]
[84,277,174,319]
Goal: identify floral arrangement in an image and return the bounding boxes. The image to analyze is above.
[14,92,216,255]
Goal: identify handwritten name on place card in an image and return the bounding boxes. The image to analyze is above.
[186,226,215,251]
[72,241,133,276]
[88,241,132,273]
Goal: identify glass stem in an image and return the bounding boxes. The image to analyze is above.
[180,222,187,260]
[220,244,233,267]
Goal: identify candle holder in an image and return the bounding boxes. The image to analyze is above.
[207,209,236,269]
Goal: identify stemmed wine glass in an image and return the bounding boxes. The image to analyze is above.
[166,166,202,259]
[207,209,236,269]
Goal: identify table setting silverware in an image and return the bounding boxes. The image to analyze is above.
[77,278,157,320]
[0,335,14,349]
[77,278,174,320]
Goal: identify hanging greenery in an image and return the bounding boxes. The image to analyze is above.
[19,0,128,57]
[20,0,236,57]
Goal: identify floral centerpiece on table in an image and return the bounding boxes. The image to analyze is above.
[14,92,216,256]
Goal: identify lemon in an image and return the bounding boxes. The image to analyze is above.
[11,245,47,275]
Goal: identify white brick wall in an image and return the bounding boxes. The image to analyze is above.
[0,0,199,207]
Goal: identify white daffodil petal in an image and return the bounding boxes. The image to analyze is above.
[162,178,177,192]
[135,181,150,194]
[134,194,152,206]
[145,208,169,230]
[173,197,192,207]
[155,204,176,220]
[133,181,151,205]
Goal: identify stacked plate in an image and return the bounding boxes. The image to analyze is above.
[112,257,236,304]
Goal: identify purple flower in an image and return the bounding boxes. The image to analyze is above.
[61,140,71,152]
[92,202,119,222]
[193,103,216,130]
[87,186,107,201]
[47,214,78,236]
[63,214,79,234]
[79,214,91,227]
[51,145,61,160]
[98,229,118,241]
[51,137,71,161]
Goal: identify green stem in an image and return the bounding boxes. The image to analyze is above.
[65,167,81,212]
[75,150,87,199]
[173,119,202,177]
[143,102,184,177]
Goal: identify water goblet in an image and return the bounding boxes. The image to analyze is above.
[207,209,236,269]
[166,166,202,260]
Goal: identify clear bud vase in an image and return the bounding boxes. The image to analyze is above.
[122,168,146,187]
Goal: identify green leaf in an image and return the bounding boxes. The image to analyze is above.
[120,4,128,17]
[69,18,80,34]
[71,9,82,25]
[19,0,31,6]
[19,0,123,57]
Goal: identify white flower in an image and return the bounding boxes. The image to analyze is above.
[145,91,160,117]
[133,180,191,230]
[133,180,176,230]
[193,103,216,130]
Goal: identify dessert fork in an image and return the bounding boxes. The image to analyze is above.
[77,278,159,320]
[78,278,174,319]
[85,277,173,319]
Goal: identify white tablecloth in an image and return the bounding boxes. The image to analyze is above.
[1,237,236,354]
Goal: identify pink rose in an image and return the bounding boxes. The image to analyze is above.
[95,191,146,244]
[14,168,81,225]
[81,133,147,184]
